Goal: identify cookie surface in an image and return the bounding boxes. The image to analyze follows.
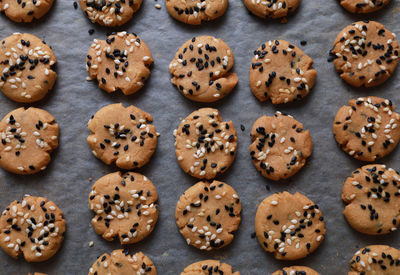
[340,0,391,13]
[272,266,320,275]
[0,107,59,175]
[330,21,399,87]
[0,0,54,22]
[169,36,238,102]
[87,103,157,170]
[243,0,300,19]
[174,108,237,179]
[89,171,159,244]
[0,33,57,103]
[175,181,241,251]
[255,192,326,260]
[0,195,66,262]
[333,96,400,161]
[181,260,240,275]
[250,112,312,181]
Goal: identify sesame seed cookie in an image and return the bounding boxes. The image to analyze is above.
[250,40,316,104]
[169,36,238,102]
[28,273,47,275]
[0,195,66,262]
[181,260,240,275]
[89,171,159,245]
[0,33,57,103]
[272,266,320,275]
[86,31,153,96]
[175,181,241,251]
[255,192,326,260]
[243,0,300,19]
[340,0,391,14]
[333,96,400,161]
[87,103,157,170]
[250,112,312,181]
[0,107,59,175]
[88,249,157,275]
[0,0,54,23]
[330,21,399,88]
[174,108,237,179]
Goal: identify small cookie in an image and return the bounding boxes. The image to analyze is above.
[250,40,316,104]
[88,249,157,275]
[0,0,54,22]
[330,21,399,87]
[348,245,400,274]
[89,171,159,244]
[250,112,312,181]
[0,195,66,262]
[87,103,157,170]
[166,0,228,25]
[0,33,57,103]
[175,181,241,251]
[181,260,240,275]
[243,0,300,19]
[79,0,142,27]
[169,36,238,102]
[255,192,326,260]
[272,266,320,275]
[28,273,47,275]
[174,108,237,179]
[340,0,391,14]
[0,107,59,175]
[87,31,153,96]
[333,96,400,161]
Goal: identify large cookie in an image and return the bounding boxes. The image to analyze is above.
[243,0,301,19]
[340,0,391,14]
[169,36,238,102]
[272,266,320,275]
[181,260,240,275]
[0,0,54,22]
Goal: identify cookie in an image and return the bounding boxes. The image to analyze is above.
[166,0,228,25]
[255,192,326,260]
[87,103,157,170]
[272,266,320,275]
[330,21,399,87]
[86,31,153,96]
[250,40,316,104]
[0,195,66,262]
[0,33,57,103]
[0,0,54,22]
[169,36,238,102]
[79,0,142,27]
[250,112,312,181]
[88,249,157,275]
[28,273,47,275]
[340,0,391,14]
[0,107,59,175]
[174,108,237,179]
[333,96,400,161]
[243,0,300,19]
[175,180,241,251]
[181,260,240,275]
[348,245,400,274]
[89,171,159,244]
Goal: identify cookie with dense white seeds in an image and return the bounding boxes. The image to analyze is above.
[0,195,66,262]
[272,266,320,275]
[181,260,240,275]
[87,32,153,96]
[340,0,391,14]
[89,171,159,245]
[0,33,57,103]
[0,0,54,22]
[243,0,300,19]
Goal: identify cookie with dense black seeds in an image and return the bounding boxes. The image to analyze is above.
[340,0,391,14]
[181,260,240,275]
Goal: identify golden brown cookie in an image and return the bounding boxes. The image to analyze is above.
[255,192,326,260]
[243,0,300,19]
[330,21,399,88]
[174,108,237,179]
[0,107,59,175]
[333,96,400,161]
[89,171,159,245]
[0,195,66,262]
[181,260,240,275]
[169,36,238,102]
[28,273,47,275]
[340,0,391,14]
[87,103,157,170]
[272,266,320,275]
[250,112,312,181]
[0,0,54,22]
[0,33,57,103]
[86,31,153,96]
[175,181,241,251]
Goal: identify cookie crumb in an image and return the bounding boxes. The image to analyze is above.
[89,241,94,247]
[89,177,93,182]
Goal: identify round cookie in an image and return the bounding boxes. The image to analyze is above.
[340,0,391,14]
[86,31,153,96]
[175,181,241,251]
[330,21,399,88]
[28,273,47,275]
[243,0,300,19]
[250,40,316,104]
[88,249,157,275]
[0,33,57,103]
[181,260,240,275]
[79,0,142,27]
[333,96,400,161]
[169,36,238,102]
[0,195,66,262]
[87,103,157,170]
[348,245,400,274]
[0,107,59,175]
[0,0,54,22]
[89,171,159,244]
[166,0,228,25]
[255,192,326,260]
[174,108,237,179]
[272,266,320,275]
[250,112,313,181]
